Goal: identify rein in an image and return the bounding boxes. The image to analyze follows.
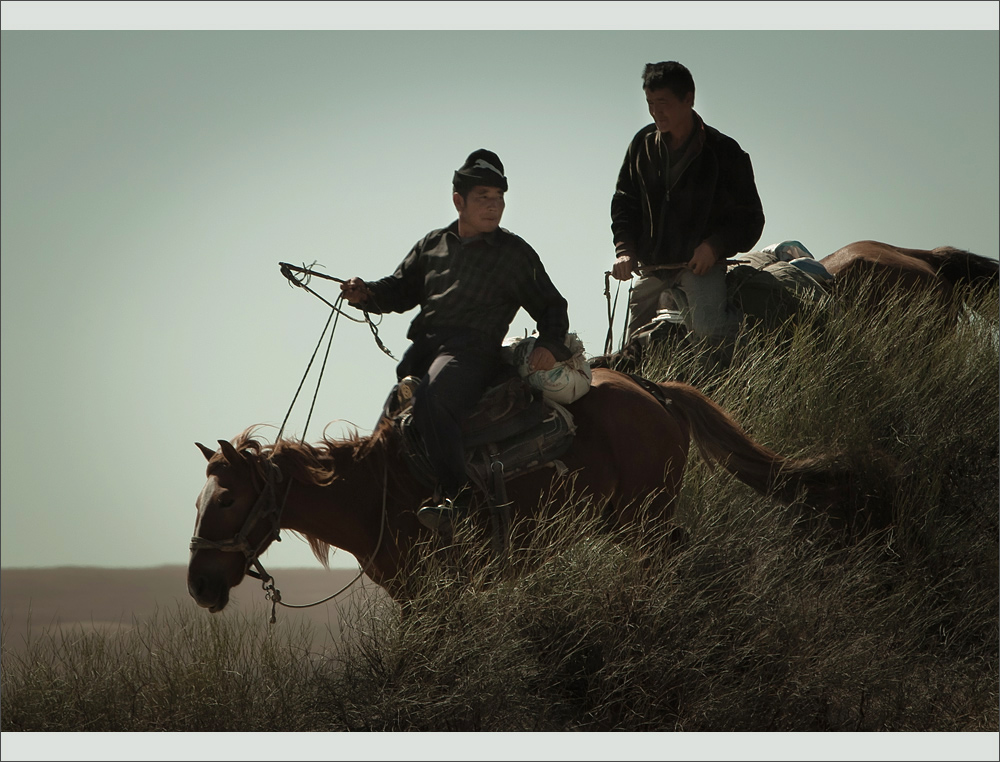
[279,262,395,360]
[603,271,632,356]
[191,267,396,623]
[252,459,390,623]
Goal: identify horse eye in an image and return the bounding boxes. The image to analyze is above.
[217,494,235,509]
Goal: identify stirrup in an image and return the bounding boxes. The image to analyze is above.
[417,498,457,533]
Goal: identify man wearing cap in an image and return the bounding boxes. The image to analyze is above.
[610,61,765,372]
[341,149,572,532]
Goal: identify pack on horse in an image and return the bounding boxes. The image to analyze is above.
[188,367,856,609]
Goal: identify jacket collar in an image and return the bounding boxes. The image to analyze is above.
[445,220,505,246]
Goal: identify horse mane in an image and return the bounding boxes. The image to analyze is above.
[229,420,398,568]
[230,421,396,483]
[926,246,999,286]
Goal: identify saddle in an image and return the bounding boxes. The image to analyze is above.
[381,368,577,492]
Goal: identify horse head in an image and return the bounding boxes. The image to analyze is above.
[187,437,283,613]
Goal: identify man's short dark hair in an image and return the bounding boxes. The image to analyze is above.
[642,61,695,100]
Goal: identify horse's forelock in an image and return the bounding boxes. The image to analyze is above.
[231,426,269,454]
[216,428,270,485]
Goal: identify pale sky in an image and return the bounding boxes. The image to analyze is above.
[2,3,998,574]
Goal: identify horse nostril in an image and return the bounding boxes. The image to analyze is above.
[189,574,209,601]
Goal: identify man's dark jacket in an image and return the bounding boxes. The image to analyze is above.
[361,221,571,361]
[611,117,765,267]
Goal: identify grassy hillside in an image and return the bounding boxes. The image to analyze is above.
[3,282,997,735]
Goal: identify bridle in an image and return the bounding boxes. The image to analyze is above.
[190,450,391,623]
[189,457,291,616]
[189,267,396,623]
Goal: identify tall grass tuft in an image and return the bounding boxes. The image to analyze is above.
[1,604,322,731]
[3,279,997,731]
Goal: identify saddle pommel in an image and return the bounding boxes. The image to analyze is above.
[397,376,419,404]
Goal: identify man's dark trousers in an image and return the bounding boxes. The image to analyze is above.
[401,330,502,498]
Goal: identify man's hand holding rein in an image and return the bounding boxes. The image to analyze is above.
[341,277,372,306]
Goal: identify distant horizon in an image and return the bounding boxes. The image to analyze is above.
[0,564,383,663]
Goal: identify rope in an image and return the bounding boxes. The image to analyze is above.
[639,259,749,276]
[276,306,336,442]
[603,271,618,356]
[622,280,633,353]
[604,272,634,355]
[262,457,390,616]
[251,268,396,619]
[280,262,367,322]
[301,300,342,438]
[280,262,395,360]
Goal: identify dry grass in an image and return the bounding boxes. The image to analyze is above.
[3,281,997,734]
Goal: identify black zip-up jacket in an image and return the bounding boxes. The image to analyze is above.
[361,221,571,360]
[611,115,765,267]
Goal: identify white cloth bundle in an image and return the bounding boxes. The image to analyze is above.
[502,331,592,405]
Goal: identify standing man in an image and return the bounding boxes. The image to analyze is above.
[610,61,765,371]
[341,149,572,532]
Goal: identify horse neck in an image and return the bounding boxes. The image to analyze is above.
[274,436,394,561]
[930,247,999,286]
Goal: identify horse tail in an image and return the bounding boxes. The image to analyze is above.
[652,381,852,505]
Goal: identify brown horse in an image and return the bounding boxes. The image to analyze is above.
[818,240,998,307]
[188,368,853,608]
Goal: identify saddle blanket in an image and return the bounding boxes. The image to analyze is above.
[394,379,577,490]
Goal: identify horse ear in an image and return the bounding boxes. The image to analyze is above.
[196,442,216,461]
[217,439,245,466]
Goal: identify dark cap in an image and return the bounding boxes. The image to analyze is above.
[452,149,508,194]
